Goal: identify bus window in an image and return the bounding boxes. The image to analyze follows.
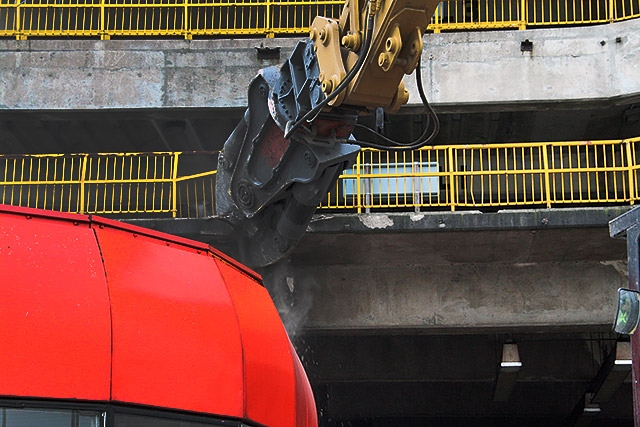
[1,408,103,427]
[114,413,245,427]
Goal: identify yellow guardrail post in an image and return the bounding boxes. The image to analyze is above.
[13,0,18,40]
[15,0,26,40]
[431,3,441,34]
[364,163,372,213]
[625,140,636,204]
[171,152,180,217]
[519,0,527,29]
[447,146,456,211]
[266,0,274,38]
[79,154,89,214]
[542,143,552,208]
[355,154,362,213]
[184,0,192,40]
[609,0,615,22]
[100,0,109,40]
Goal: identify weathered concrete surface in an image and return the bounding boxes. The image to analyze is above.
[270,208,630,333]
[0,19,637,111]
[288,260,624,332]
[307,206,632,235]
[127,207,631,265]
[408,18,640,110]
[0,38,288,110]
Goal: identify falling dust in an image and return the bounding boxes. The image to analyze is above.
[260,258,339,423]
[258,256,320,372]
[258,257,317,339]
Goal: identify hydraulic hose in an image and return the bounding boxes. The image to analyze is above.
[352,56,440,151]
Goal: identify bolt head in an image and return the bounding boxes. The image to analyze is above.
[237,182,254,208]
[304,151,316,167]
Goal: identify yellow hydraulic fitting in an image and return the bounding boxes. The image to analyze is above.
[388,82,410,112]
[319,72,332,94]
[369,0,382,14]
[319,27,329,44]
[378,25,403,72]
[385,35,400,55]
[321,79,334,94]
[378,52,391,70]
[321,74,341,95]
[342,32,362,52]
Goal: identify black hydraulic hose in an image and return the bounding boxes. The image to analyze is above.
[351,56,440,151]
[415,54,440,144]
[284,13,376,140]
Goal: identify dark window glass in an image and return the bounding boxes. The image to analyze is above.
[0,403,248,427]
[0,408,103,427]
[114,413,232,427]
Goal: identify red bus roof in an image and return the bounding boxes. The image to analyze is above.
[0,205,317,427]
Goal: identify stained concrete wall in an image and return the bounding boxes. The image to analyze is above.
[409,17,640,109]
[0,39,279,110]
[292,260,624,332]
[0,18,638,111]
[252,209,631,334]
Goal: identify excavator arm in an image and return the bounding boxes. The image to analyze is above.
[215,0,440,268]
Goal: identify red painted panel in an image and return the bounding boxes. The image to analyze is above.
[293,343,318,427]
[94,226,245,417]
[0,206,316,426]
[215,258,299,427]
[91,216,262,283]
[0,207,111,400]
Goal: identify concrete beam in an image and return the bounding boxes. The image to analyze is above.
[307,207,632,234]
[278,211,628,333]
[126,208,631,266]
[282,259,624,333]
[408,18,640,111]
[0,20,637,111]
[0,39,294,110]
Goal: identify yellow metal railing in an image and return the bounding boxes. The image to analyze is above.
[428,0,639,31]
[323,138,640,212]
[0,0,637,40]
[0,151,218,217]
[1,137,640,218]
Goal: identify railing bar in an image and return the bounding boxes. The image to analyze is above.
[160,156,166,212]
[143,156,149,211]
[59,157,66,212]
[110,156,117,212]
[119,156,125,214]
[184,179,191,217]
[128,156,133,213]
[135,156,140,212]
[152,155,157,212]
[27,157,33,209]
[200,177,207,218]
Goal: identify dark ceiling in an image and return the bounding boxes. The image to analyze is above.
[295,331,631,427]
[0,100,638,155]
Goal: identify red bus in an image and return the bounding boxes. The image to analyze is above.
[0,205,317,427]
